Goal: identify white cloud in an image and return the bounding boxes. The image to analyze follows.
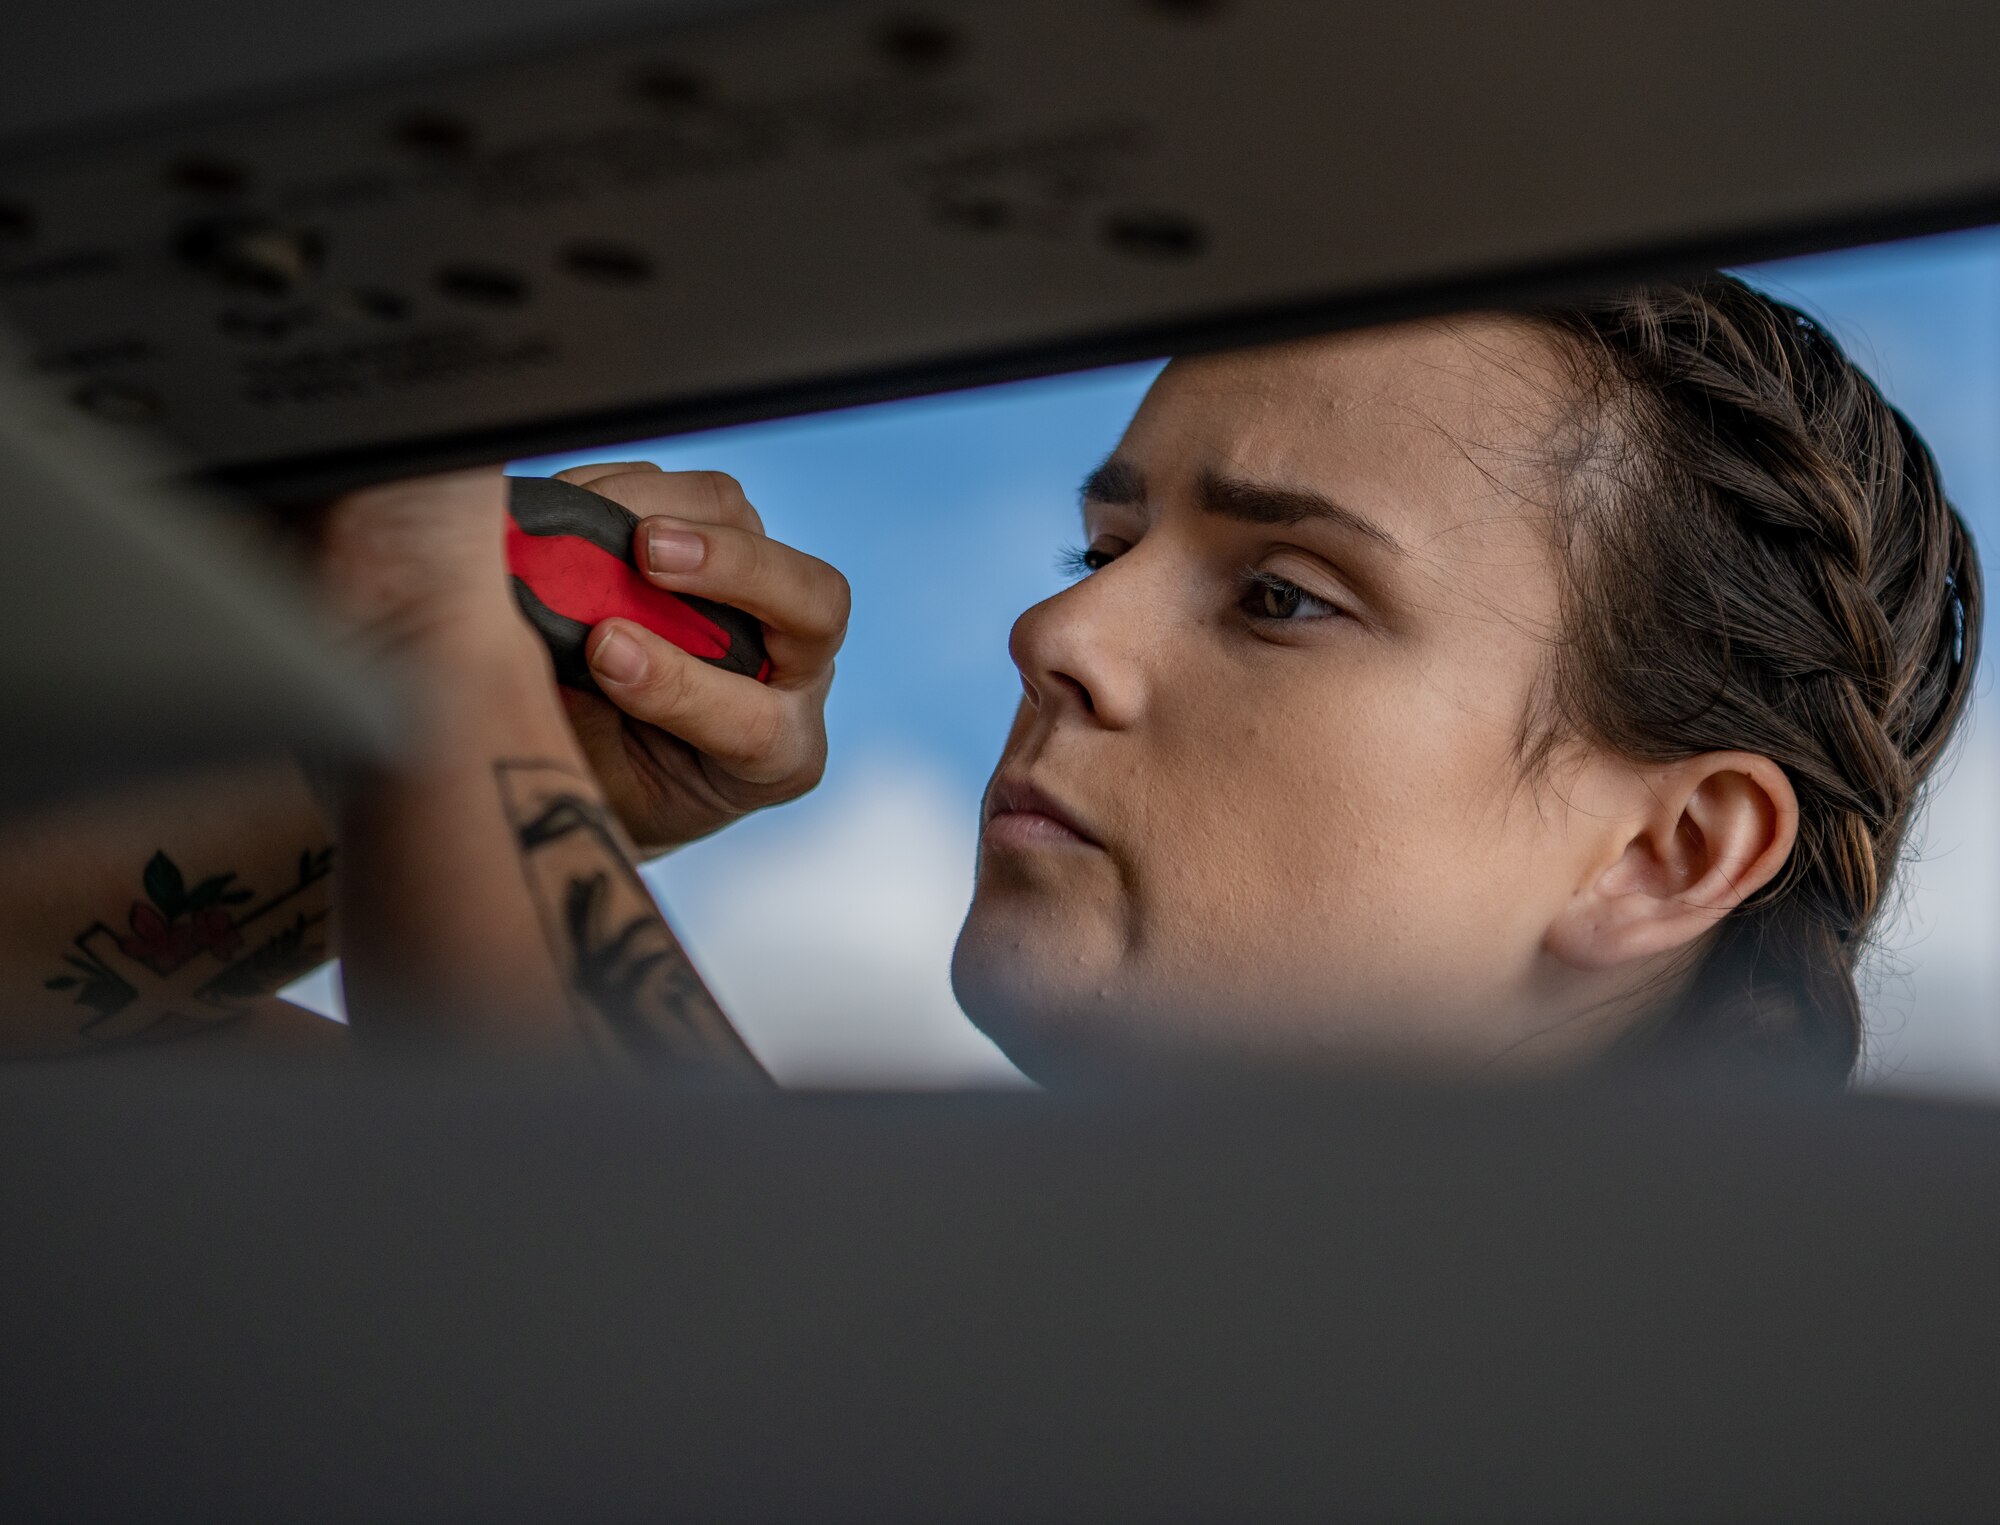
[642,760,1028,1089]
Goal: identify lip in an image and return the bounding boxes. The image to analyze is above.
[983,775,1103,851]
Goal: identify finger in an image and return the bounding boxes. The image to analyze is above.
[634,515,850,675]
[579,468,765,534]
[586,620,826,786]
[554,461,663,487]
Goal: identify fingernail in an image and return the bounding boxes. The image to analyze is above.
[646,522,705,573]
[591,627,646,686]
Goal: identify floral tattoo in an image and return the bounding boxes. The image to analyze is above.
[45,845,336,1046]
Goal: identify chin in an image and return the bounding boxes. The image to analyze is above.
[950,910,1124,1087]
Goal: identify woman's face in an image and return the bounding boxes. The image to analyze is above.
[952,318,1644,1082]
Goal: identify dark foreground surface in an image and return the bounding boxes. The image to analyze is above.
[2,1062,1996,1523]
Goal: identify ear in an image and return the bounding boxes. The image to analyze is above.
[1545,752,1799,971]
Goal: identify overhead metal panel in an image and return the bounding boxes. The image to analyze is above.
[3,0,1995,501]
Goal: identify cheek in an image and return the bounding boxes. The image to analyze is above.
[1123,650,1545,1003]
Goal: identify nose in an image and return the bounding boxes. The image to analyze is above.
[1007,557,1148,729]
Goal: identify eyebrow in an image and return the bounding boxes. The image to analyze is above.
[1080,456,1404,554]
[1080,457,1145,508]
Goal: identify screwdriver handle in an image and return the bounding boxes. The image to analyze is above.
[505,475,770,693]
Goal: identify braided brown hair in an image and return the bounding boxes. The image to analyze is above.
[1531,274,1981,1084]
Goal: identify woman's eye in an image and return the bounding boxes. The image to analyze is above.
[1244,571,1341,622]
[1056,543,1118,578]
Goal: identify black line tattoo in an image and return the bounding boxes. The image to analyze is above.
[496,759,768,1083]
[43,844,335,1048]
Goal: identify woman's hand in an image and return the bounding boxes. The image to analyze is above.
[312,460,848,855]
[312,467,765,1075]
[550,464,850,854]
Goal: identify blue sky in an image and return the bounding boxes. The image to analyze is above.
[511,228,2000,1088]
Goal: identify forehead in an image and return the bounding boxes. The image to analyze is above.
[1120,318,1572,522]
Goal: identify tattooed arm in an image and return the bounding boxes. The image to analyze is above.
[0,761,344,1058]
[324,470,769,1081]
[497,760,756,1068]
[0,456,835,1064]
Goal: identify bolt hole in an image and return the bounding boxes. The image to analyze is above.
[394,111,478,158]
[0,200,33,243]
[1142,0,1230,17]
[877,14,960,70]
[176,215,326,294]
[630,63,713,108]
[167,155,251,196]
[217,306,313,343]
[347,287,410,321]
[1102,208,1206,260]
[561,241,653,284]
[436,262,529,305]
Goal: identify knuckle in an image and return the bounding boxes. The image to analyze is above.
[683,468,761,531]
[691,470,745,515]
[637,648,699,713]
[701,695,788,777]
[794,741,828,792]
[733,698,787,765]
[706,519,756,575]
[557,461,658,484]
[793,560,850,640]
[817,565,854,634]
[571,474,641,509]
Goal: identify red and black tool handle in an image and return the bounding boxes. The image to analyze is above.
[505,475,771,694]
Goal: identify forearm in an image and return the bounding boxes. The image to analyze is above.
[335,633,768,1082]
[0,759,344,1058]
